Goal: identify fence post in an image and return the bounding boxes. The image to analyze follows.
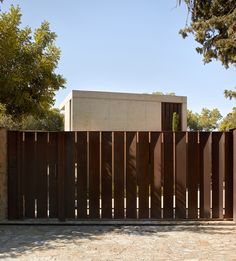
[233,129,236,222]
[0,129,7,221]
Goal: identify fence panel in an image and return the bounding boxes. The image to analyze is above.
[6,130,235,221]
[199,132,211,219]
[65,132,76,219]
[212,132,224,219]
[48,132,58,218]
[126,132,137,219]
[58,132,65,221]
[187,132,199,219]
[114,132,125,219]
[175,132,187,219]
[8,131,23,219]
[101,132,112,218]
[225,132,233,218]
[89,132,100,218]
[36,132,48,218]
[150,132,162,219]
[138,132,149,219]
[76,132,88,219]
[163,132,174,219]
[24,132,36,218]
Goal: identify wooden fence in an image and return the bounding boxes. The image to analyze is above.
[7,131,235,221]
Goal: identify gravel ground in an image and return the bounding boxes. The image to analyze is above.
[0,224,236,260]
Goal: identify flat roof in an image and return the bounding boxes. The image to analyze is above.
[60,90,187,110]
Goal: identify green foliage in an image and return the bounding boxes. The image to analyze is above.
[187,110,200,130]
[224,87,236,100]
[180,1,236,99]
[187,108,222,131]
[172,112,180,131]
[0,105,64,131]
[219,107,236,131]
[152,91,176,96]
[180,0,236,68]
[0,6,66,119]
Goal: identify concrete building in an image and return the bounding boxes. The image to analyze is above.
[60,90,187,131]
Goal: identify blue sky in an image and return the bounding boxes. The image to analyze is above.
[2,0,235,116]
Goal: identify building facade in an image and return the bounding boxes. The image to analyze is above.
[60,90,187,131]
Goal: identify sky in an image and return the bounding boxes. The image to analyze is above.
[2,0,236,116]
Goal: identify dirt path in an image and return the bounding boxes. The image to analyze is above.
[0,225,236,260]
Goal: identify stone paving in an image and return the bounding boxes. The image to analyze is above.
[0,224,236,260]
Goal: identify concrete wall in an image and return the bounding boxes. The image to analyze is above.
[0,129,7,220]
[60,90,187,131]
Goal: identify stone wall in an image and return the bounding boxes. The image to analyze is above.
[0,129,7,220]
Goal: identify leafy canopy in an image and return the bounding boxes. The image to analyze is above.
[180,0,236,99]
[180,0,236,68]
[187,108,222,131]
[0,104,64,131]
[219,107,236,131]
[0,6,66,118]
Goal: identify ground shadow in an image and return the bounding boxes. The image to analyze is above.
[0,224,236,259]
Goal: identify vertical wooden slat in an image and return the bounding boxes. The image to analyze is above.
[7,131,17,220]
[58,132,65,221]
[138,132,149,218]
[76,132,88,219]
[233,129,236,222]
[175,132,187,219]
[150,132,162,219]
[24,132,36,218]
[48,132,58,218]
[8,131,23,219]
[225,132,233,218]
[36,132,48,218]
[114,132,125,219]
[166,104,170,131]
[64,132,75,219]
[188,132,199,219]
[126,132,137,219]
[101,132,112,218]
[212,132,224,219]
[163,132,174,219]
[199,132,211,219]
[89,132,100,218]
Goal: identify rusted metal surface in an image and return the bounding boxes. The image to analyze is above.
[187,132,199,219]
[101,132,112,218]
[199,132,211,219]
[137,132,149,218]
[126,132,137,219]
[114,132,125,219]
[76,132,88,219]
[225,132,233,218]
[150,132,162,219]
[88,132,100,219]
[6,130,235,221]
[212,132,224,219]
[175,132,187,219]
[163,132,174,219]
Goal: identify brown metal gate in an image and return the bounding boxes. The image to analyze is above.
[7,131,234,221]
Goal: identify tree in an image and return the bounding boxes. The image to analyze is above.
[219,107,236,131]
[0,105,64,131]
[187,110,200,130]
[172,112,180,131]
[224,87,236,100]
[0,6,65,119]
[180,0,236,98]
[187,108,222,131]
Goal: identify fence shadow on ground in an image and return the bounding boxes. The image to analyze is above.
[0,224,235,259]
